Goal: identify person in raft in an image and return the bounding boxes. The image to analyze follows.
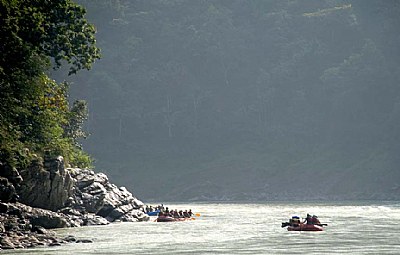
[303,214,321,225]
[312,215,321,225]
[289,216,300,226]
[303,214,313,224]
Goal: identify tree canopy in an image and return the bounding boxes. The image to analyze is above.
[0,0,100,169]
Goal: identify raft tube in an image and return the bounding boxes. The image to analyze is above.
[156,216,193,222]
[146,210,160,216]
[287,224,324,231]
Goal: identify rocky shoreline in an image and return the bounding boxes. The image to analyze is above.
[0,202,94,249]
[0,156,149,251]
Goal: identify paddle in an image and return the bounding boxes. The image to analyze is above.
[195,213,201,217]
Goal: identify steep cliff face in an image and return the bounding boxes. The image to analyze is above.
[16,156,73,211]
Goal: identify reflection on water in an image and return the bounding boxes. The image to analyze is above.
[4,202,400,254]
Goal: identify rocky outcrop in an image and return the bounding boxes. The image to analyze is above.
[66,168,148,223]
[0,162,22,203]
[0,162,23,185]
[4,160,148,225]
[0,157,149,250]
[0,202,92,250]
[11,164,149,226]
[16,156,73,211]
[0,177,17,203]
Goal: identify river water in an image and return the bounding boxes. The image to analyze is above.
[4,201,400,254]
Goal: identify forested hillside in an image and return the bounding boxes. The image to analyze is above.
[62,0,400,201]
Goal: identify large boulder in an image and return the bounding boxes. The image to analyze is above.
[16,156,74,211]
[30,215,68,229]
[69,169,106,213]
[6,203,68,229]
[0,177,17,202]
[97,185,146,222]
[0,162,23,185]
[67,168,149,222]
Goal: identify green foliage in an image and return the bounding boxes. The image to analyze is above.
[0,0,100,75]
[0,0,99,169]
[64,100,89,148]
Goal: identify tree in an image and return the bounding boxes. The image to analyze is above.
[0,0,99,168]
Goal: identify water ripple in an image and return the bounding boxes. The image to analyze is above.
[4,201,400,254]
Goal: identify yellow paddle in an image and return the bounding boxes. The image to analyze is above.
[195,213,201,217]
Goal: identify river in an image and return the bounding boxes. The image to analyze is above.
[4,201,400,254]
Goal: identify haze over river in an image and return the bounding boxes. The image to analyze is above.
[5,202,400,254]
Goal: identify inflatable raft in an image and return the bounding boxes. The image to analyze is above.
[287,223,324,231]
[146,210,160,216]
[282,215,326,231]
[156,216,194,222]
